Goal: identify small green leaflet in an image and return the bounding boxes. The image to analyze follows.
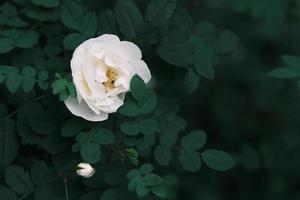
[5,166,34,195]
[180,130,206,151]
[201,149,234,171]
[0,119,18,165]
[178,148,201,172]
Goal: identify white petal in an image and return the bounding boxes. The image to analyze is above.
[131,60,151,83]
[119,41,142,60]
[95,34,120,43]
[98,97,124,113]
[82,61,106,98]
[65,97,108,122]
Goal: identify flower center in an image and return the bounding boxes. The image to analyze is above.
[103,68,118,92]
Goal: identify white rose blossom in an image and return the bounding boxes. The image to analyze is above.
[76,163,95,178]
[65,34,151,121]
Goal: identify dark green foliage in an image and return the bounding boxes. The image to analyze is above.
[114,0,144,39]
[51,74,76,101]
[5,166,34,195]
[72,126,115,163]
[5,0,293,199]
[127,163,166,198]
[0,66,48,93]
[0,119,18,165]
[201,150,234,171]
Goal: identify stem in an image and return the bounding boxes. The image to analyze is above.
[18,192,31,200]
[5,95,44,119]
[17,173,63,200]
[63,175,69,200]
[5,109,19,119]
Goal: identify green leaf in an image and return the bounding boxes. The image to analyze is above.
[145,0,177,23]
[1,3,17,17]
[61,118,84,137]
[59,89,69,101]
[136,184,149,197]
[172,7,194,31]
[90,127,115,145]
[6,73,22,93]
[66,83,76,97]
[15,31,39,48]
[154,145,172,166]
[121,121,140,136]
[38,71,48,81]
[144,173,163,186]
[184,68,201,93]
[159,129,177,147]
[21,66,36,92]
[201,149,234,171]
[118,100,140,117]
[0,119,18,165]
[0,38,14,54]
[5,166,34,195]
[139,119,158,135]
[31,0,60,8]
[157,39,193,67]
[80,142,101,164]
[0,184,17,200]
[151,185,167,198]
[140,163,154,174]
[130,75,148,101]
[215,30,238,54]
[21,66,36,77]
[180,130,206,151]
[178,148,201,172]
[61,1,82,30]
[0,66,18,74]
[30,161,50,186]
[136,134,156,151]
[128,176,143,191]
[281,54,300,72]
[130,75,157,113]
[127,169,141,179]
[114,0,144,38]
[267,67,300,78]
[98,10,118,35]
[190,34,215,79]
[52,79,67,94]
[0,74,5,83]
[139,91,157,114]
[63,33,85,50]
[100,188,121,200]
[35,184,56,200]
[81,12,98,37]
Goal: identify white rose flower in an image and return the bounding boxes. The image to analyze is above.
[65,34,151,121]
[76,163,95,178]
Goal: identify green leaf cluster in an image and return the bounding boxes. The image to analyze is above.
[51,74,76,101]
[127,163,167,198]
[72,126,115,163]
[0,65,48,93]
[0,0,238,199]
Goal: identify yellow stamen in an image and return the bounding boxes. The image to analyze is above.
[103,68,118,92]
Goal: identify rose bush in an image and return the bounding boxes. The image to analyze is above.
[0,0,239,200]
[65,34,151,121]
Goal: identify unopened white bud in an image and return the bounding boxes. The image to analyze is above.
[76,163,95,178]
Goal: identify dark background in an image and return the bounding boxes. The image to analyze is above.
[178,0,300,199]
